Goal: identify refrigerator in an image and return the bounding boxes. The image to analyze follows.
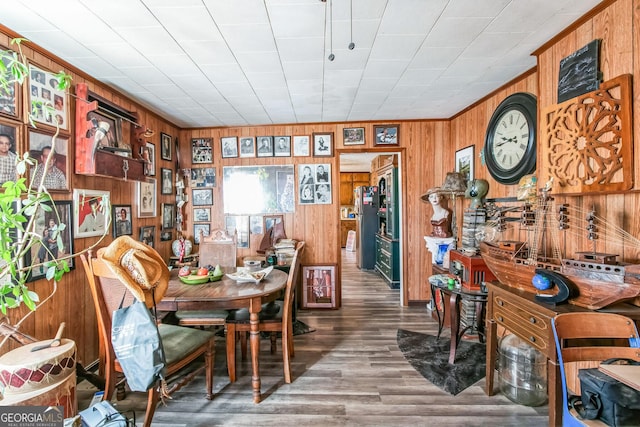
[355,186,379,270]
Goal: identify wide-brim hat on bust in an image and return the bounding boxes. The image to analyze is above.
[420,187,442,203]
[102,236,169,307]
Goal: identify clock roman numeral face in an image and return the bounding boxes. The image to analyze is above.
[491,110,529,169]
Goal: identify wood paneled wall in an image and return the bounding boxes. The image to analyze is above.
[3,0,639,362]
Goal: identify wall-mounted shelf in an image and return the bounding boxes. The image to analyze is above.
[75,83,147,181]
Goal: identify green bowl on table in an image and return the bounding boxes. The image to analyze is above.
[209,273,224,282]
[179,274,211,285]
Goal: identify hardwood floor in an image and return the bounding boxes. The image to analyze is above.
[85,249,548,426]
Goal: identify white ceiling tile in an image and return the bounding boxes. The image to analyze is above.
[219,24,277,53]
[151,6,223,42]
[425,17,493,48]
[369,35,424,61]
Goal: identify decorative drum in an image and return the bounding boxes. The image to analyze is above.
[0,339,77,417]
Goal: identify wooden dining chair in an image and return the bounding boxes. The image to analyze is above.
[225,241,305,383]
[551,312,640,426]
[173,228,237,328]
[81,250,216,427]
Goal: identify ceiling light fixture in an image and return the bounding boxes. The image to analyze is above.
[348,0,355,50]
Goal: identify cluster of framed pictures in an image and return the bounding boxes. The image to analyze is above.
[298,163,332,205]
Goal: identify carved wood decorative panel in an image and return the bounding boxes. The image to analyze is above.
[541,74,633,194]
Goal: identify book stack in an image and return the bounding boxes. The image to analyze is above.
[461,208,486,254]
[274,239,297,265]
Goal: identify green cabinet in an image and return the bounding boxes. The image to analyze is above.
[376,234,399,289]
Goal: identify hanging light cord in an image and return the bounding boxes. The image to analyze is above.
[328,0,335,61]
[349,0,355,50]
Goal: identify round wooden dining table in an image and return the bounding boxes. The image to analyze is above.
[157,268,288,403]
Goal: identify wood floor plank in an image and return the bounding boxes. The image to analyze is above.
[80,249,549,426]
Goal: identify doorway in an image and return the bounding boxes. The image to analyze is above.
[338,151,404,305]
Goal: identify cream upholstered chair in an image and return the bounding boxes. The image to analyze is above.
[81,250,216,427]
[225,241,305,383]
[552,312,640,426]
[174,228,237,327]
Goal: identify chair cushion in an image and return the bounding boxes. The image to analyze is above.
[158,324,215,365]
[226,301,283,323]
[174,309,229,320]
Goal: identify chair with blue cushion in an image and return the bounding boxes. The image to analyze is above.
[551,312,640,426]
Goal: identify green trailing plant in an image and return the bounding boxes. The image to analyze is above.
[0,39,110,345]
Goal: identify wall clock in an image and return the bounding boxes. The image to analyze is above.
[484,92,537,184]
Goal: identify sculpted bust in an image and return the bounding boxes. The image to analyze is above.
[425,188,452,238]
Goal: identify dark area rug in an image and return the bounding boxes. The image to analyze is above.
[397,329,486,395]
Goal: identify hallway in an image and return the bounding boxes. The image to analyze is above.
[106,249,548,426]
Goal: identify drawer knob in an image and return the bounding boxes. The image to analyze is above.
[497,300,504,306]
[497,316,503,322]
[530,317,536,324]
[529,336,536,343]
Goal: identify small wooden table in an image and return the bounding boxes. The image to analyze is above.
[157,268,288,403]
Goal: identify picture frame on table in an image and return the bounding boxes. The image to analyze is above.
[190,167,216,187]
[26,200,74,282]
[239,137,255,158]
[263,214,283,234]
[273,136,291,157]
[137,179,157,218]
[455,145,474,182]
[225,215,249,248]
[161,203,175,230]
[221,136,238,158]
[256,136,273,157]
[0,119,21,187]
[139,225,155,248]
[112,204,133,238]
[301,264,338,309]
[192,188,213,206]
[28,63,69,130]
[374,125,399,145]
[193,207,211,222]
[313,132,333,157]
[160,168,173,195]
[28,129,70,191]
[161,132,172,161]
[0,50,20,118]
[250,216,263,234]
[343,127,365,145]
[293,135,310,157]
[73,189,110,239]
[191,137,213,163]
[193,223,210,244]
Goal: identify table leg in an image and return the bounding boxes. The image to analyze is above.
[431,284,444,340]
[249,299,261,403]
[548,359,561,427]
[448,294,461,364]
[485,318,497,395]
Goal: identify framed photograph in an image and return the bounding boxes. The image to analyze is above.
[73,189,110,238]
[160,230,172,241]
[0,50,19,117]
[192,188,213,206]
[28,63,69,130]
[299,164,331,205]
[250,216,263,235]
[256,136,273,157]
[263,214,283,233]
[0,119,21,186]
[343,127,365,145]
[293,135,310,157]
[225,215,249,248]
[221,136,238,158]
[455,145,474,182]
[28,130,70,191]
[193,207,211,222]
[161,132,172,161]
[139,225,155,248]
[137,179,157,218]
[239,137,255,158]
[161,168,173,195]
[192,137,213,163]
[112,204,132,238]
[141,142,155,176]
[276,171,295,212]
[302,264,338,309]
[374,125,399,145]
[273,136,291,157]
[193,223,210,244]
[87,110,121,151]
[313,132,333,157]
[26,201,74,282]
[161,203,175,230]
[190,167,216,187]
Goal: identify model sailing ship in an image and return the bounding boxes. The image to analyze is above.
[479,182,640,309]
